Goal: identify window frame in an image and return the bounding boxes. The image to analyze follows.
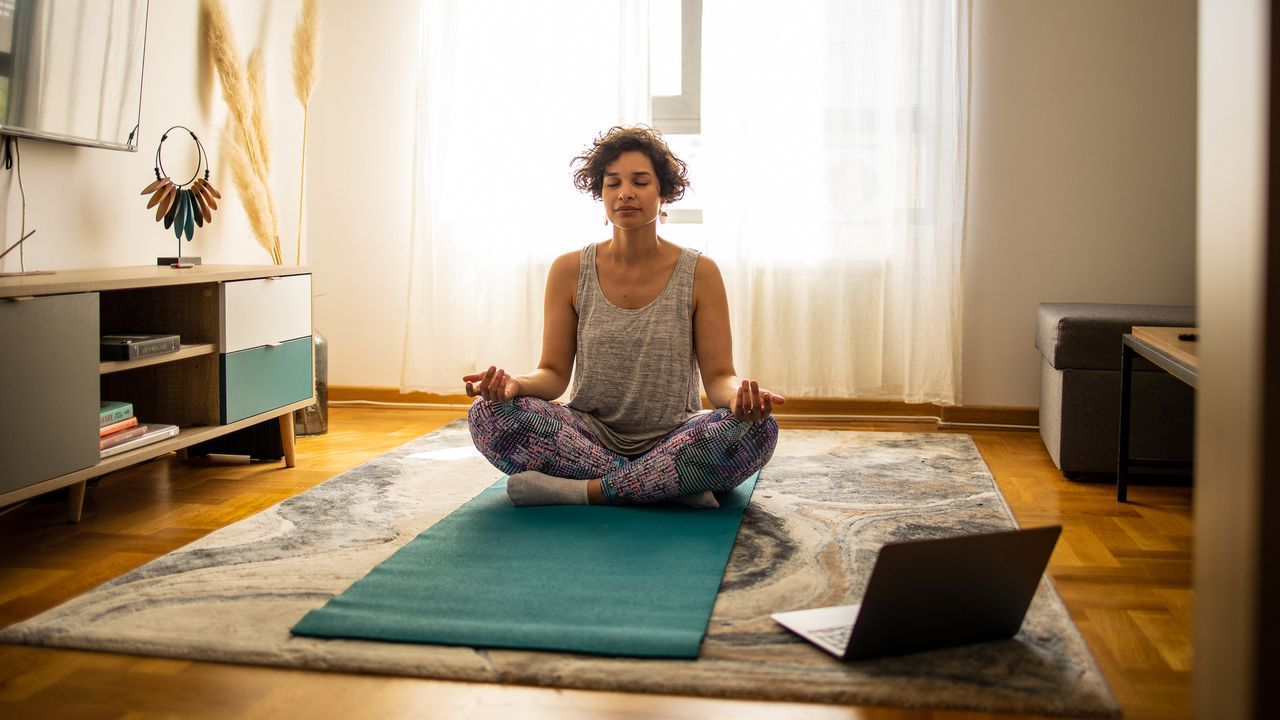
[651,0,702,224]
[650,0,701,135]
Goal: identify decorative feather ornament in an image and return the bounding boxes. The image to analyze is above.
[141,126,222,248]
[145,181,171,210]
[191,186,211,224]
[182,191,197,238]
[153,184,176,220]
[173,190,188,240]
[163,192,179,230]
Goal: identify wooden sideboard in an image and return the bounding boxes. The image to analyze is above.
[0,265,314,522]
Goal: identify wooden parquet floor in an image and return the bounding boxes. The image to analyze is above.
[0,407,1193,719]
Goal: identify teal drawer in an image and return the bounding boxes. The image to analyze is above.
[221,336,313,424]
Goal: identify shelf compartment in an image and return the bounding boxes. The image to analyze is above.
[99,343,217,375]
[100,353,221,428]
[99,282,220,346]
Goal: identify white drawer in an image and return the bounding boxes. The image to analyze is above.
[220,274,312,353]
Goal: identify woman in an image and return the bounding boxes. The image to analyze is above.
[464,126,783,507]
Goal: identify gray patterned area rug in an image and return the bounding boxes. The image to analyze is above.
[0,422,1118,716]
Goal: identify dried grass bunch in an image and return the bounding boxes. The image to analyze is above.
[202,0,282,264]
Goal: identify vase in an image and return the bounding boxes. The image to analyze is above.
[294,329,328,436]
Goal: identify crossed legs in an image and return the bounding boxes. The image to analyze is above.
[467,397,778,506]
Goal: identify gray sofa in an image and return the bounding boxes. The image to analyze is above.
[1036,303,1196,477]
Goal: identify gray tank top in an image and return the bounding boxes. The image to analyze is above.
[567,242,702,456]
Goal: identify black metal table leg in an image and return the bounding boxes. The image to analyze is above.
[1117,343,1135,502]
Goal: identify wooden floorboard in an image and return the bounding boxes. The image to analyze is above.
[0,407,1193,719]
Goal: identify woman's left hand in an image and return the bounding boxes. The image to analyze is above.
[730,380,786,423]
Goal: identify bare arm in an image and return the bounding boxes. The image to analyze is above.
[463,251,579,402]
[692,256,785,421]
[516,251,579,399]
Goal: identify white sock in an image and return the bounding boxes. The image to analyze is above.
[670,491,720,509]
[506,471,589,506]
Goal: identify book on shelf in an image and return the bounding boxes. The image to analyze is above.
[100,416,139,437]
[99,400,134,427]
[99,423,180,458]
[99,424,147,450]
[100,334,181,361]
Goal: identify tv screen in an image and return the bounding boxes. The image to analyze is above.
[0,0,149,152]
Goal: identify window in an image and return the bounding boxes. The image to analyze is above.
[650,0,703,225]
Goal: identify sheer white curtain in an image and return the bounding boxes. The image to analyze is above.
[401,0,649,393]
[403,0,970,404]
[699,0,969,404]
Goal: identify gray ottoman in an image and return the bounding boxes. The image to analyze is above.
[1036,303,1196,477]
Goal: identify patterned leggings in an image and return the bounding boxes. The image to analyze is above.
[467,397,778,504]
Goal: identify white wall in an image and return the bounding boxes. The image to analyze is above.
[964,0,1198,406]
[303,0,418,388]
[1,0,1199,407]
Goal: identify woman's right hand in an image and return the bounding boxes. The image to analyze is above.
[463,366,522,403]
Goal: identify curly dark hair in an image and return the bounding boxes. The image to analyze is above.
[571,126,689,204]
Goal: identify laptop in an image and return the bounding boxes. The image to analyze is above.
[771,525,1062,660]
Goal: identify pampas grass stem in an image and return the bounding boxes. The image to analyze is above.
[292,0,320,265]
[296,110,310,265]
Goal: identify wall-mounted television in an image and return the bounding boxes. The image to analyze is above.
[0,0,149,152]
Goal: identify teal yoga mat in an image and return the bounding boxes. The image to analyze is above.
[291,473,758,658]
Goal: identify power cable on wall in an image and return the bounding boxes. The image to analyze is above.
[0,136,31,273]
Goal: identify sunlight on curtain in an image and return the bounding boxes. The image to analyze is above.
[401,1,650,393]
[700,0,969,403]
[403,0,970,404]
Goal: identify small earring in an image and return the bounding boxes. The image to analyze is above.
[603,216,610,226]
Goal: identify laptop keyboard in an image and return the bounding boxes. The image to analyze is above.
[809,624,853,650]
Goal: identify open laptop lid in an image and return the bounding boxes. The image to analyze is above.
[774,525,1062,661]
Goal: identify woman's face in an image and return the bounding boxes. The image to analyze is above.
[602,150,662,230]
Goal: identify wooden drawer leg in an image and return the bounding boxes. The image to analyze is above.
[279,412,297,468]
[67,481,87,523]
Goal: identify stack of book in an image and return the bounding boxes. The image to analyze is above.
[99,401,179,458]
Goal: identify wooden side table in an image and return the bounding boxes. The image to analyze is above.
[1117,326,1199,501]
